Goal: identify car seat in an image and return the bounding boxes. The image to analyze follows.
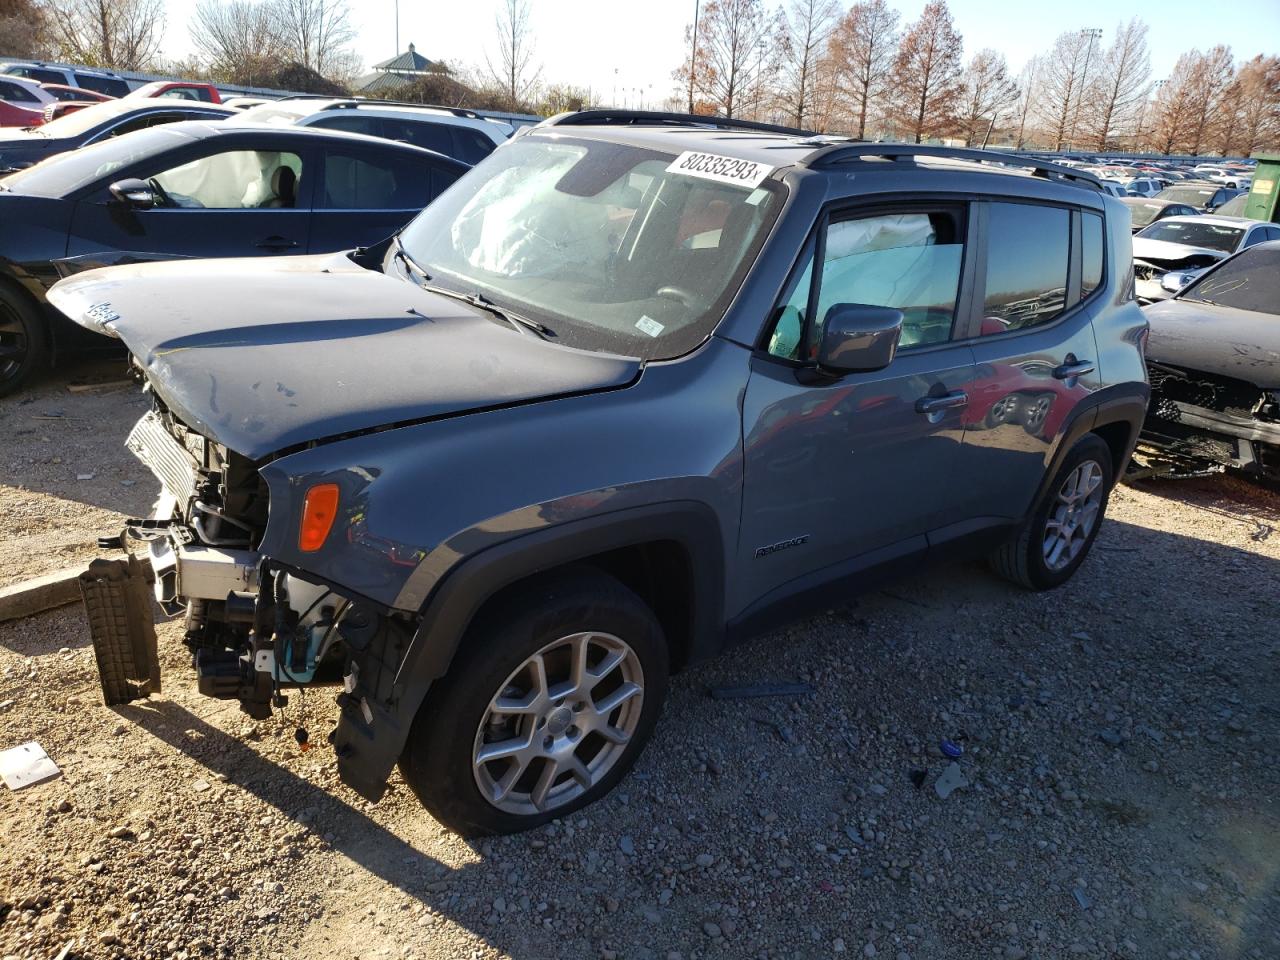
[260,166,297,208]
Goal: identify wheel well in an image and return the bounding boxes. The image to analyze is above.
[1092,420,1135,478]
[466,541,698,673]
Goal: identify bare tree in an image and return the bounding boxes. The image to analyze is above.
[776,0,838,127]
[826,0,899,139]
[958,48,1017,146]
[1149,52,1199,154]
[1220,55,1280,155]
[886,0,964,144]
[1086,19,1151,151]
[273,0,355,79]
[1182,45,1235,155]
[487,0,540,110]
[1035,30,1093,151]
[1011,56,1041,150]
[43,0,165,70]
[190,0,281,81]
[0,0,46,58]
[674,0,769,118]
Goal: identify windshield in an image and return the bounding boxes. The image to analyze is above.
[1,126,179,197]
[1156,186,1216,205]
[1129,202,1167,228]
[1181,246,1280,315]
[1136,220,1243,253]
[397,135,787,360]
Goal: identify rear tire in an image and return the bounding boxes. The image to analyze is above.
[0,285,48,398]
[991,433,1113,590]
[399,567,669,836]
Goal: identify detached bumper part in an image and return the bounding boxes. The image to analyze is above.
[78,556,161,706]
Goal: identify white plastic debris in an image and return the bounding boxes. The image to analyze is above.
[0,741,62,790]
[934,761,969,800]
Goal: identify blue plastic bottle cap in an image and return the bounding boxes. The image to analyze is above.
[940,738,964,759]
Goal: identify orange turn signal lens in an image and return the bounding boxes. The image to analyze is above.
[298,483,339,552]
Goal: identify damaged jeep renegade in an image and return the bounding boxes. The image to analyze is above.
[51,111,1150,836]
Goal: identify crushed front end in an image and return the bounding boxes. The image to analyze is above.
[82,390,418,800]
[1138,361,1280,481]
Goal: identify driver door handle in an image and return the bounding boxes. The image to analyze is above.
[255,236,298,250]
[1052,359,1095,380]
[915,391,968,414]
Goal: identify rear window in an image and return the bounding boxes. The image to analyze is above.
[0,80,38,103]
[1181,245,1280,315]
[11,66,64,84]
[981,202,1070,334]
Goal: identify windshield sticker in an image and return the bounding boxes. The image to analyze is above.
[666,151,774,189]
[635,315,665,337]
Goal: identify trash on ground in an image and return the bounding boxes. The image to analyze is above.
[1072,887,1092,911]
[0,741,62,790]
[934,761,968,799]
[939,738,964,759]
[709,682,816,700]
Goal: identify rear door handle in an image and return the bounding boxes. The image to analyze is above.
[1052,360,1095,380]
[255,236,298,250]
[915,391,968,414]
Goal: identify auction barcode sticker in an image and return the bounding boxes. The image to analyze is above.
[666,151,774,189]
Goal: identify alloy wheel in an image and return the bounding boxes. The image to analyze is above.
[0,298,29,383]
[472,631,644,816]
[1043,459,1104,571]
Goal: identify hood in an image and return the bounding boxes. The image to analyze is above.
[1131,238,1227,264]
[0,133,56,170]
[47,253,641,459]
[1143,298,1280,388]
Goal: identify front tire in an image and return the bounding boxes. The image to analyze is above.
[400,567,669,836]
[991,433,1113,590]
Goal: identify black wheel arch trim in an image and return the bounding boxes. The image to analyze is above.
[1032,381,1149,510]
[332,500,726,803]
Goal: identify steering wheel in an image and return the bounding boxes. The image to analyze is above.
[147,177,173,208]
[655,286,698,309]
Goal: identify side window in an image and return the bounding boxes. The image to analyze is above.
[451,128,496,164]
[1265,226,1280,242]
[0,81,37,103]
[310,114,383,137]
[107,112,183,137]
[767,209,965,360]
[1241,228,1265,249]
[75,74,128,97]
[19,67,64,84]
[980,202,1069,335]
[149,150,303,209]
[1081,212,1104,298]
[431,163,463,195]
[320,148,432,210]
[388,119,453,157]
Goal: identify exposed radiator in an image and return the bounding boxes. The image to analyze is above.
[125,411,198,505]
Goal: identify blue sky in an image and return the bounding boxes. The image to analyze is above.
[164,0,1280,102]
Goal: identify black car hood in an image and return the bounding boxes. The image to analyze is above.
[1144,298,1280,388]
[0,134,59,171]
[47,253,641,459]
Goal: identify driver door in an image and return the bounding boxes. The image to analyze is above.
[65,139,313,269]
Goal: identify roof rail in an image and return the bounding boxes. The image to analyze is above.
[543,109,817,138]
[318,98,488,121]
[801,143,1103,190]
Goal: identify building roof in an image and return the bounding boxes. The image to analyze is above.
[372,43,433,74]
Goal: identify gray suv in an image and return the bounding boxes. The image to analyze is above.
[53,111,1150,836]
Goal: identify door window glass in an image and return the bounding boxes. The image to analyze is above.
[320,148,432,210]
[150,150,304,209]
[0,80,38,102]
[981,202,1069,335]
[385,118,453,156]
[451,128,496,164]
[1081,212,1104,298]
[310,114,382,137]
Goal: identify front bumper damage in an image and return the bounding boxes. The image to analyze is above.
[1139,362,1280,481]
[81,409,421,802]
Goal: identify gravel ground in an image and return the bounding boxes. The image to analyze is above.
[1,367,1278,960]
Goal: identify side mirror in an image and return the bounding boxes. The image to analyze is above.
[813,303,904,375]
[109,178,156,210]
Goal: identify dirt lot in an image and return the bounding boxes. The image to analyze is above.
[1,360,1278,960]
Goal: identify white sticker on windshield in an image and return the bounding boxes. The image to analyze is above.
[666,151,774,189]
[635,315,665,338]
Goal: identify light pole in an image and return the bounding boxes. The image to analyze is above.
[687,0,700,112]
[1068,27,1103,151]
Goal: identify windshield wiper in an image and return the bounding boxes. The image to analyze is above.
[416,281,552,339]
[393,243,432,284]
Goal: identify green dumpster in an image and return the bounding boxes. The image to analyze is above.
[1244,152,1280,222]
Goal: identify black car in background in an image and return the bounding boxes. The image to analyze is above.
[1139,241,1280,482]
[0,99,234,173]
[0,121,469,393]
[1152,182,1243,213]
[1119,196,1200,233]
